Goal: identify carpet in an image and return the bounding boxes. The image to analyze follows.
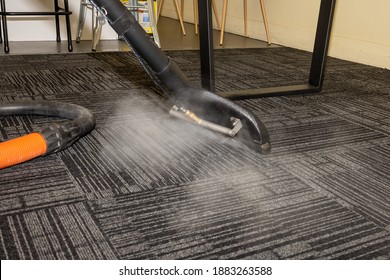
[0,47,389,259]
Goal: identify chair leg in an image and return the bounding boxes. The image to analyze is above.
[0,0,9,52]
[259,0,271,44]
[64,0,73,51]
[91,8,103,51]
[0,14,2,43]
[181,0,184,20]
[173,0,186,35]
[76,0,88,43]
[220,0,227,45]
[156,0,164,23]
[243,0,247,37]
[54,0,61,42]
[193,0,198,34]
[211,0,221,30]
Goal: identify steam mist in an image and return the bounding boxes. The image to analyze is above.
[81,88,263,197]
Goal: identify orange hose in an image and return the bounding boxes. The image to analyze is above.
[0,133,47,169]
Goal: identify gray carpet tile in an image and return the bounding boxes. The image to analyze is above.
[0,47,389,259]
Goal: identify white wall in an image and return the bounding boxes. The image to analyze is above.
[161,0,390,69]
[3,0,117,41]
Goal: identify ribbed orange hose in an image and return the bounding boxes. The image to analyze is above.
[0,133,47,169]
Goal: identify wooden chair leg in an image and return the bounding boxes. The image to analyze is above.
[193,0,198,34]
[174,0,186,35]
[157,0,164,23]
[259,0,271,44]
[220,0,228,45]
[181,0,184,20]
[0,16,2,43]
[243,0,247,37]
[211,0,221,30]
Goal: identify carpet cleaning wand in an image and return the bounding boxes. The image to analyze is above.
[90,0,271,154]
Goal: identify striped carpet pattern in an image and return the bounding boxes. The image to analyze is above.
[0,48,389,259]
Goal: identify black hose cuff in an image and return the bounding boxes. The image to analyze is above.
[110,9,137,36]
[40,115,95,155]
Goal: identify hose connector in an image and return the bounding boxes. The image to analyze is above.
[40,121,81,154]
[40,114,95,155]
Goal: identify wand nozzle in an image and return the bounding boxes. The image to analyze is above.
[169,103,243,137]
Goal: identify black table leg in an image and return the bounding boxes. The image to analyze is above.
[198,0,337,100]
[309,0,336,87]
[198,0,215,92]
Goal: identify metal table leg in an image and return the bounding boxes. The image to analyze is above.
[198,0,215,92]
[198,0,336,99]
